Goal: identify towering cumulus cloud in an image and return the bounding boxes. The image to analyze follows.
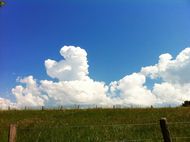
[42,46,111,105]
[141,48,190,106]
[45,46,89,81]
[5,46,190,108]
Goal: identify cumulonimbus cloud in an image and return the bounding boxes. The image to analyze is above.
[2,45,190,108]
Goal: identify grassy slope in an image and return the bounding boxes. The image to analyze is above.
[0,107,190,141]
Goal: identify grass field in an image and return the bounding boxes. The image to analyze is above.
[0,107,190,142]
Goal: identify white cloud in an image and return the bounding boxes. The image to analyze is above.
[41,46,112,106]
[0,97,16,109]
[109,73,156,106]
[40,79,111,106]
[45,46,89,81]
[1,46,190,108]
[153,83,190,106]
[41,46,156,107]
[12,76,47,107]
[141,48,190,84]
[140,48,190,106]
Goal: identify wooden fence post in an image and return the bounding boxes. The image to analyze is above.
[8,124,17,142]
[160,118,172,142]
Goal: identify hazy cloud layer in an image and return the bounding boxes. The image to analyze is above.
[1,46,190,108]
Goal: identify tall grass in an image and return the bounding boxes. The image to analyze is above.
[0,107,190,141]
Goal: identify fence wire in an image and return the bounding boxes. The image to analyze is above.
[2,121,190,141]
[15,122,161,142]
[15,121,190,142]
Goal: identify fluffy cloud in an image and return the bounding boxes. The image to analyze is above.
[141,48,190,84]
[45,46,89,81]
[3,46,190,108]
[12,76,47,107]
[42,46,112,106]
[140,47,190,105]
[152,83,190,106]
[40,79,111,106]
[0,97,16,109]
[109,73,156,106]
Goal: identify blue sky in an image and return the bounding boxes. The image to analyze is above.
[1,0,190,100]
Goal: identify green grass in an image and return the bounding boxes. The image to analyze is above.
[0,107,190,141]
